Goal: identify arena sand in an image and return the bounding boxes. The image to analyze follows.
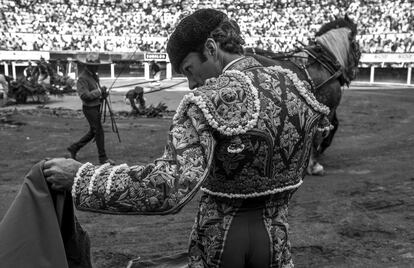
[1,85,414,268]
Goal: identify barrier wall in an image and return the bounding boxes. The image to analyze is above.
[0,51,413,85]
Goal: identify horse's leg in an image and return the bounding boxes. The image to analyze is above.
[307,69,342,175]
[307,131,325,176]
[307,149,315,175]
[309,109,340,175]
[319,110,339,154]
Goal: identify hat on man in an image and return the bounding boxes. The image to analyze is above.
[78,52,101,65]
[166,9,228,73]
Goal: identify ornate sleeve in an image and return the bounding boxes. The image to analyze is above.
[72,103,215,215]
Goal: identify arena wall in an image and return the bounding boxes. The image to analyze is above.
[0,50,413,86]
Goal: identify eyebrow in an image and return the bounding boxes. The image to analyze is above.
[181,63,191,75]
[179,63,187,74]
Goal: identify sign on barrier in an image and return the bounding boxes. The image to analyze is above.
[144,53,169,61]
[361,53,414,63]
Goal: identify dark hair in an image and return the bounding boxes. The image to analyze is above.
[167,9,244,73]
[210,19,245,55]
[191,20,245,64]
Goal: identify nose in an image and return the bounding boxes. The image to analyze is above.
[188,79,198,90]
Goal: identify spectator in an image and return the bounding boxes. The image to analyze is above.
[150,61,161,85]
[37,65,51,90]
[1,0,413,53]
[23,61,34,81]
[0,74,10,105]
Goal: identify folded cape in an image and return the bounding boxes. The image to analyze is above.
[0,160,91,268]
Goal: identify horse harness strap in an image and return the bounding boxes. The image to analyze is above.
[244,45,347,91]
[294,45,345,90]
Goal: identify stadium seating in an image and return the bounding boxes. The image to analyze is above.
[0,0,413,53]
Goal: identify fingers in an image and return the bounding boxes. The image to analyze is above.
[43,160,54,169]
[47,179,66,192]
[49,184,62,192]
[46,174,67,192]
[43,157,69,169]
[45,174,56,185]
[44,158,59,169]
[43,167,54,177]
[43,161,58,178]
[43,158,62,177]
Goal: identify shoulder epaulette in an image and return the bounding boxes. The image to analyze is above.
[174,70,261,136]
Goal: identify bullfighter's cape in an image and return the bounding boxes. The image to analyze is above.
[0,161,91,268]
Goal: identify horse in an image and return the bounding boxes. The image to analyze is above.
[245,15,361,175]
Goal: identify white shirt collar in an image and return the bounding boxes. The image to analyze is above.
[222,56,245,72]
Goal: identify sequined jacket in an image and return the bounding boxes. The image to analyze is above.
[72,57,329,214]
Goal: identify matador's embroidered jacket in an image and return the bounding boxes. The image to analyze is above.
[72,57,329,266]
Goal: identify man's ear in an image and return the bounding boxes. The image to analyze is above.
[204,38,218,57]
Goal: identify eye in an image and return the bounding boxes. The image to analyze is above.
[184,66,192,76]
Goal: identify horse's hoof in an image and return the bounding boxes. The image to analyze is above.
[309,163,325,176]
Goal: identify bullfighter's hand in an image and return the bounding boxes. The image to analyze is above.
[43,158,83,191]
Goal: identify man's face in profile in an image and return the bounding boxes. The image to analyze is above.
[180,51,220,90]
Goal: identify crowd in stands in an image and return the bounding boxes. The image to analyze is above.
[0,0,413,53]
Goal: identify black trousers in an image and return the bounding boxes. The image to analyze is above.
[220,198,271,268]
[69,105,107,162]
